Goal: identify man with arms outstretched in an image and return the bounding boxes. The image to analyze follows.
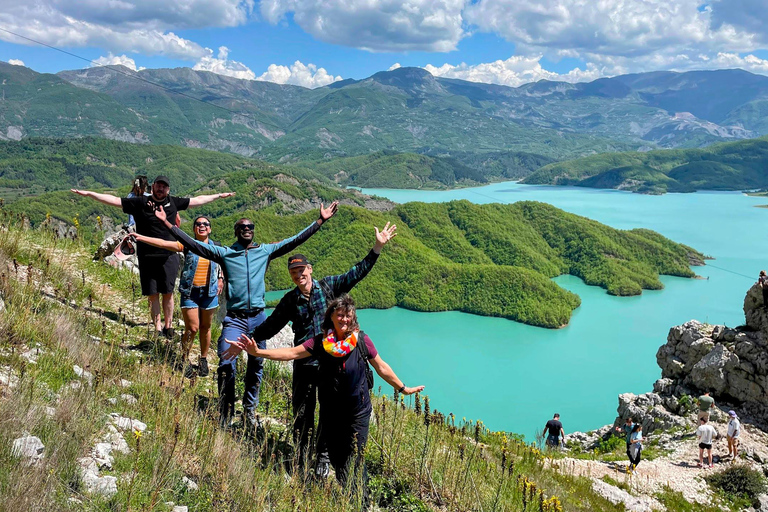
[246,222,396,473]
[72,177,234,338]
[154,202,339,429]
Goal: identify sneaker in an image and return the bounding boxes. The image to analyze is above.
[315,461,330,480]
[155,330,163,339]
[183,363,196,379]
[199,357,209,377]
[709,464,714,469]
[696,462,703,468]
[163,327,175,339]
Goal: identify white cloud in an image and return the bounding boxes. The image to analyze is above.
[7,59,24,66]
[260,0,466,52]
[256,60,342,88]
[193,46,256,80]
[388,63,402,71]
[424,55,604,87]
[0,1,252,61]
[92,53,144,71]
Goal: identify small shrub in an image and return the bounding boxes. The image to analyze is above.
[707,465,767,502]
[678,394,694,414]
[596,435,624,455]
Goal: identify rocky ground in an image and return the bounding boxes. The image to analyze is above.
[558,283,768,511]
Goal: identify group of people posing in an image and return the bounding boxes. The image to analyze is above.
[71,175,424,486]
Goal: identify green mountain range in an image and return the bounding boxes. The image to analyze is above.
[523,136,768,193]
[5,138,703,328]
[3,62,768,167]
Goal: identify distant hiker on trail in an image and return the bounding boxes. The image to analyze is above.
[154,201,339,430]
[543,413,564,449]
[758,270,768,308]
[130,215,224,378]
[226,295,424,494]
[126,175,149,229]
[615,417,635,464]
[627,424,643,472]
[726,410,741,460]
[697,416,717,469]
[71,177,234,339]
[697,391,715,422]
[244,222,397,470]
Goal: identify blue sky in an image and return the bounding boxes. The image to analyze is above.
[1,1,767,88]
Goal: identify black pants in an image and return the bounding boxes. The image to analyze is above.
[628,443,641,467]
[318,402,371,496]
[762,287,768,307]
[292,364,326,465]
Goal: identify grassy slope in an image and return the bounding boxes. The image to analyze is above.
[523,136,768,193]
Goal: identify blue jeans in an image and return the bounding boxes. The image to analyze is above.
[216,311,267,421]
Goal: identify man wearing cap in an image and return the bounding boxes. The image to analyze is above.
[153,202,339,430]
[71,176,234,338]
[726,410,741,460]
[246,222,396,471]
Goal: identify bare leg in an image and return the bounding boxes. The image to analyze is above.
[181,307,200,363]
[162,292,174,329]
[707,449,713,466]
[148,294,161,331]
[199,308,216,358]
[698,448,704,467]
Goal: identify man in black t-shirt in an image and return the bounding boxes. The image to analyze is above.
[543,413,564,448]
[72,176,234,337]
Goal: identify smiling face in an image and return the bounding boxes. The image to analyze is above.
[331,306,355,338]
[193,217,211,241]
[289,264,313,293]
[151,182,169,201]
[234,218,254,244]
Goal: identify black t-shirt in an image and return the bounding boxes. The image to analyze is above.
[545,419,563,437]
[121,195,190,258]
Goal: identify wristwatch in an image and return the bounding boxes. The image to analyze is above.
[398,385,406,393]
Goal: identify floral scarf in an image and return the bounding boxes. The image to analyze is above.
[322,329,358,358]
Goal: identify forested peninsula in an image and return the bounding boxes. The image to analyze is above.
[4,138,705,328]
[523,136,768,194]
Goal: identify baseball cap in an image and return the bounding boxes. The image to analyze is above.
[287,254,310,269]
[154,175,170,186]
[113,236,136,261]
[728,410,737,417]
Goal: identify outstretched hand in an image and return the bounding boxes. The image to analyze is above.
[225,334,261,357]
[401,385,425,396]
[218,192,236,198]
[71,189,88,196]
[319,201,339,222]
[373,222,397,253]
[153,206,168,223]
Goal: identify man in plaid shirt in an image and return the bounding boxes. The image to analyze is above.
[247,222,397,473]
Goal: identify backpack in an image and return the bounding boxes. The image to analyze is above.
[356,330,375,391]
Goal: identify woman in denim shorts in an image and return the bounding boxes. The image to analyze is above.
[131,215,223,377]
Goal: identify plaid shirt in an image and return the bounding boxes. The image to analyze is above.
[251,250,379,365]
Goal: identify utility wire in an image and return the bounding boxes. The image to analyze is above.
[704,263,756,281]
[0,26,250,119]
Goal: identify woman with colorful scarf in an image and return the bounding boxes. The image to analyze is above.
[227,294,423,490]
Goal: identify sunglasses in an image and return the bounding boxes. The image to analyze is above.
[236,223,255,231]
[194,221,211,227]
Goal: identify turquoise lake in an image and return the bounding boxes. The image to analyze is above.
[334,183,764,441]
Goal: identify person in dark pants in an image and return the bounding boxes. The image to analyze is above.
[628,424,643,472]
[246,222,397,471]
[153,202,338,429]
[543,413,565,449]
[71,177,234,338]
[615,417,635,464]
[227,295,423,494]
[758,270,768,308]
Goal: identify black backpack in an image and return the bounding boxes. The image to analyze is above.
[357,330,375,390]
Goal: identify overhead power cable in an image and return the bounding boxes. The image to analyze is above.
[0,26,250,119]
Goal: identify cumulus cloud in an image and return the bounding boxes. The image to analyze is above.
[256,61,342,88]
[92,53,144,71]
[388,63,402,71]
[260,0,466,52]
[0,1,251,60]
[7,59,24,66]
[424,55,604,86]
[193,46,256,80]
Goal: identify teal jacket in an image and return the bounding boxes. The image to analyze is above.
[170,221,321,311]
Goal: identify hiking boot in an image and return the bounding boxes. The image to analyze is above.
[162,327,175,339]
[183,363,196,379]
[155,330,163,339]
[199,357,209,377]
[315,461,330,481]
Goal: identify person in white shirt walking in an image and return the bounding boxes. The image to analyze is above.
[726,410,741,460]
[696,416,717,469]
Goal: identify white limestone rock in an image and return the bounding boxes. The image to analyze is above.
[12,435,45,465]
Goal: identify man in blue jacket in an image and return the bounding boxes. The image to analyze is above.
[154,202,338,428]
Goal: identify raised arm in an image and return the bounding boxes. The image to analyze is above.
[129,233,183,253]
[227,334,310,361]
[326,222,396,295]
[369,355,424,395]
[187,192,236,208]
[71,189,122,207]
[267,201,339,260]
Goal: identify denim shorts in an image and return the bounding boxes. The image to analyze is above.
[180,287,219,310]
